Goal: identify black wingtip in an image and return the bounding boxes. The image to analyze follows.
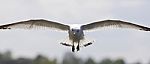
[0,27,11,29]
[144,28,150,31]
[141,27,150,31]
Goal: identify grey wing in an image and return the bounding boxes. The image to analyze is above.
[81,20,150,31]
[0,19,70,31]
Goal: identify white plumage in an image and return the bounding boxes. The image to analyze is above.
[0,19,150,52]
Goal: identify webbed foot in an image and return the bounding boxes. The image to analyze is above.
[76,44,80,51]
[60,42,72,47]
[72,45,75,52]
[84,42,92,47]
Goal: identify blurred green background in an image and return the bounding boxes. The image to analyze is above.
[0,51,147,64]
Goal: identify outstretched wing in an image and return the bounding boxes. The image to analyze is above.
[0,19,70,31]
[81,20,150,31]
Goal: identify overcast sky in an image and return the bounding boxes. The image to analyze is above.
[0,0,150,63]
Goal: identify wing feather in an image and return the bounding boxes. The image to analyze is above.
[81,20,150,31]
[0,19,70,31]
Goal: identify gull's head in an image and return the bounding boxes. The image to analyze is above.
[69,24,82,35]
[71,29,80,35]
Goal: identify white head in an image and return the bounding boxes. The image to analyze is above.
[69,24,83,35]
[71,29,80,35]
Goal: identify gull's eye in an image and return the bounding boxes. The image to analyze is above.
[72,29,74,31]
[77,30,79,32]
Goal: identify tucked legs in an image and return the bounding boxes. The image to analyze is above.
[72,42,75,52]
[76,41,80,51]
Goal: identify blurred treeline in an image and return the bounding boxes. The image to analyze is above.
[0,51,147,64]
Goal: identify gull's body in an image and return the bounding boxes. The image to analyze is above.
[0,19,150,52]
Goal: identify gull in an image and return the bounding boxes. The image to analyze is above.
[0,19,150,52]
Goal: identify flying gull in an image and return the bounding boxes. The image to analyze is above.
[0,19,150,52]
